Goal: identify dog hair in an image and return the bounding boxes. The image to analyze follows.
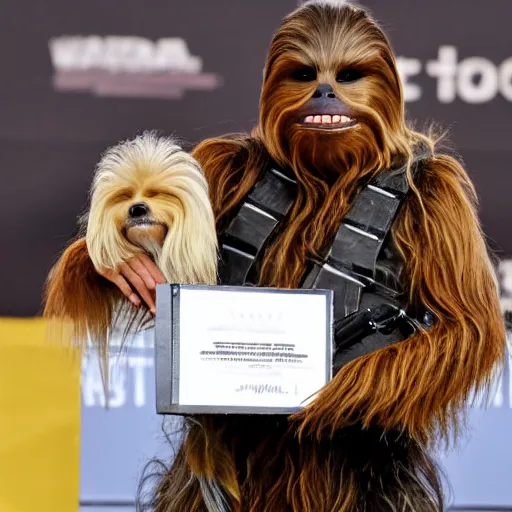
[43,132,218,380]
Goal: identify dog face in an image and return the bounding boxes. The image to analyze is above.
[105,167,183,255]
[86,133,218,285]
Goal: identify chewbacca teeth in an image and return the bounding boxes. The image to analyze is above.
[303,114,354,125]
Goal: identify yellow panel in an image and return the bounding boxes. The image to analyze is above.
[0,318,80,512]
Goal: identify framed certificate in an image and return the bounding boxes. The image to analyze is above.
[155,284,333,415]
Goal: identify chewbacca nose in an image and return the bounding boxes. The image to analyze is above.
[312,83,336,99]
[129,202,149,218]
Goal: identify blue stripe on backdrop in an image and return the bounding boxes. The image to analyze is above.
[79,330,512,509]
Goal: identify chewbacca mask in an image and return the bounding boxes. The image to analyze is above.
[139,3,506,512]
[43,133,218,365]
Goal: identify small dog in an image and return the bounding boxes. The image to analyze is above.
[43,132,218,368]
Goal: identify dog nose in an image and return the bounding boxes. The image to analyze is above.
[129,202,149,218]
[312,83,336,99]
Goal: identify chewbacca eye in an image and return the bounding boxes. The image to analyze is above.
[336,69,363,83]
[291,67,317,82]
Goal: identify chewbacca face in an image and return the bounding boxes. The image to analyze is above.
[259,2,406,173]
[86,133,218,285]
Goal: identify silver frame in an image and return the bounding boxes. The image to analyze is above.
[155,284,333,415]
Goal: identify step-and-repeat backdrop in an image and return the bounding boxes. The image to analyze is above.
[1,0,511,509]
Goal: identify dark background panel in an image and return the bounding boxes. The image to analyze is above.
[1,0,511,317]
[0,140,104,315]
[460,150,512,258]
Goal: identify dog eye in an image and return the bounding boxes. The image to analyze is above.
[291,67,317,82]
[336,69,363,83]
[113,190,133,202]
[145,189,176,200]
[145,189,158,198]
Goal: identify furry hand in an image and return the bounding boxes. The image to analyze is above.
[98,254,166,315]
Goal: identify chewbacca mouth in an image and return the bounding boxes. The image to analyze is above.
[301,114,357,129]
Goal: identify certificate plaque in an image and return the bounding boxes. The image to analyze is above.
[155,284,333,415]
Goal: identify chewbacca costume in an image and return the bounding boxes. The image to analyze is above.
[135,3,506,511]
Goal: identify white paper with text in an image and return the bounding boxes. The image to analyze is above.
[178,288,331,409]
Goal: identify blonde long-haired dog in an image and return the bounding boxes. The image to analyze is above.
[43,132,218,371]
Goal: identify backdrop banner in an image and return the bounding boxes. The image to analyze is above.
[1,0,512,317]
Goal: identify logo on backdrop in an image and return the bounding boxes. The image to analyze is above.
[81,332,154,408]
[48,35,223,99]
[397,46,512,104]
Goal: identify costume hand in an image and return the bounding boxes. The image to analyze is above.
[98,254,166,315]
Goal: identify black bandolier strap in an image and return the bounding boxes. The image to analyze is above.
[219,167,297,285]
[218,153,434,372]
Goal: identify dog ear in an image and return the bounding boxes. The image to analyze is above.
[43,237,122,357]
[43,237,153,397]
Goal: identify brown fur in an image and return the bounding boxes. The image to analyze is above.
[294,153,505,444]
[43,238,122,364]
[143,4,506,512]
[42,236,147,386]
